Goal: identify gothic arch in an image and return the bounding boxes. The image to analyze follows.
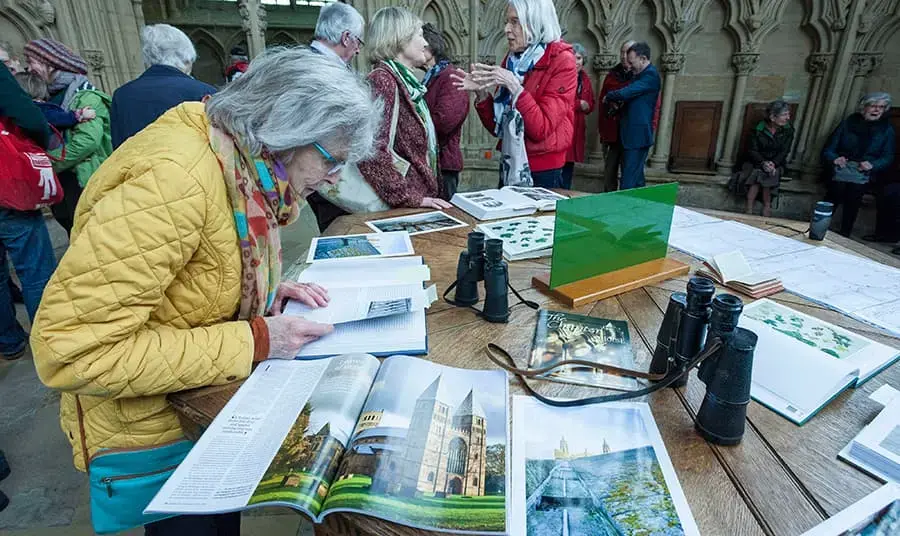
[224,30,248,55]
[189,27,226,64]
[0,6,45,45]
[478,0,508,60]
[720,0,792,52]
[647,0,716,53]
[856,0,900,52]
[268,30,299,46]
[422,0,466,59]
[799,0,841,53]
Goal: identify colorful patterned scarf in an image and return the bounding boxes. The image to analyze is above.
[492,43,546,137]
[208,125,301,320]
[383,59,439,176]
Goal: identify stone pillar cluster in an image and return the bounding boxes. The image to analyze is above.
[649,53,684,170]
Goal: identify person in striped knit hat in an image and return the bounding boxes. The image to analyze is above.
[24,38,112,236]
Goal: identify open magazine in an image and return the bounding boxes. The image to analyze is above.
[146,355,509,535]
[510,397,700,536]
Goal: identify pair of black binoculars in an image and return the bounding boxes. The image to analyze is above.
[650,277,758,445]
[452,231,509,323]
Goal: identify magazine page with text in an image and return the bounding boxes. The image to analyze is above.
[145,354,380,518]
[319,355,510,535]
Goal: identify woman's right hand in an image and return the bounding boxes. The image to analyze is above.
[451,68,493,102]
[834,156,848,168]
[264,316,333,360]
[421,197,453,209]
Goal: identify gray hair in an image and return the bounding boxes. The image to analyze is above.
[859,92,892,111]
[314,2,365,44]
[766,100,791,119]
[367,6,421,64]
[571,42,586,58]
[205,47,383,164]
[141,24,197,73]
[509,0,562,45]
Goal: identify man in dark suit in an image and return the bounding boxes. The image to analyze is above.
[604,42,661,189]
[110,24,217,149]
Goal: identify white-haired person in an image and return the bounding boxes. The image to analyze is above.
[356,6,451,209]
[454,0,577,189]
[31,48,382,536]
[822,91,895,238]
[110,23,217,149]
[310,1,365,65]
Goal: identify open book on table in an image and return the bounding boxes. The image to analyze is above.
[451,187,567,220]
[799,483,899,535]
[695,250,783,298]
[510,397,700,536]
[739,299,900,425]
[288,256,432,358]
[839,395,900,484]
[476,216,556,261]
[146,355,510,535]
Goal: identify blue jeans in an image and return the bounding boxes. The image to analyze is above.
[0,209,57,355]
[531,168,564,189]
[621,148,650,190]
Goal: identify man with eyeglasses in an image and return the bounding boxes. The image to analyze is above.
[309,2,365,67]
[306,2,366,232]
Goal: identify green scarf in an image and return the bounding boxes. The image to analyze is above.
[384,59,439,176]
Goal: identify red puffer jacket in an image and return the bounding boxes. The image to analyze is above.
[475,40,578,173]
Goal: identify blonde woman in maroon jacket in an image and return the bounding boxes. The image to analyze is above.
[357,7,451,209]
[453,0,577,189]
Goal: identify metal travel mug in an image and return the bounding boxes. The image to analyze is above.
[809,201,833,241]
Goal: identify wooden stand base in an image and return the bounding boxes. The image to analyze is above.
[532,258,690,308]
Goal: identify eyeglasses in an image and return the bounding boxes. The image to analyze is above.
[313,142,346,176]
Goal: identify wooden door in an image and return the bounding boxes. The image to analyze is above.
[669,101,723,173]
[737,102,800,162]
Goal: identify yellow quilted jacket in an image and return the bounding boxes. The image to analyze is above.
[31,102,254,471]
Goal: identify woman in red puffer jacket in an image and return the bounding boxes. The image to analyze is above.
[453,0,577,189]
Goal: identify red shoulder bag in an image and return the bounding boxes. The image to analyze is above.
[0,117,65,211]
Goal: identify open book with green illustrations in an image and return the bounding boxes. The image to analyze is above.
[145,355,509,534]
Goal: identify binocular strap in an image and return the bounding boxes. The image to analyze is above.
[484,340,723,407]
[442,275,540,312]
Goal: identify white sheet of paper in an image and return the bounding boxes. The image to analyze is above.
[870,385,900,407]
[364,210,468,236]
[296,309,427,357]
[297,256,429,287]
[284,284,427,324]
[669,220,814,262]
[799,483,899,536]
[306,231,414,263]
[670,206,722,229]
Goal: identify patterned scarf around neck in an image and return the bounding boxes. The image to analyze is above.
[423,59,450,87]
[208,125,301,320]
[383,59,439,176]
[492,43,546,137]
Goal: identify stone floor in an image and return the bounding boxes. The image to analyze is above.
[0,191,896,536]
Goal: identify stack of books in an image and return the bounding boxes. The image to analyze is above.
[839,395,900,483]
[696,250,783,298]
[450,186,567,220]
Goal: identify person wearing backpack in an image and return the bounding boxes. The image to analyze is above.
[24,38,112,236]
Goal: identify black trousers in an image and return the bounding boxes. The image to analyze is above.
[441,170,460,200]
[145,512,241,536]
[50,171,82,236]
[875,183,900,241]
[825,180,868,237]
[306,191,349,233]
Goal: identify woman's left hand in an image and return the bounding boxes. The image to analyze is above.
[471,64,523,97]
[270,281,330,315]
[859,161,873,172]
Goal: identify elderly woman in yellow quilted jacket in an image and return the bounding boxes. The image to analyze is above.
[30,48,382,535]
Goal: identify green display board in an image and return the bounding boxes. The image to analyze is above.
[549,183,678,288]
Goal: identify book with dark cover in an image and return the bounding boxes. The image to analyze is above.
[528,310,638,391]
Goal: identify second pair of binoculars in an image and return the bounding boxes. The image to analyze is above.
[454,231,510,323]
[650,276,758,446]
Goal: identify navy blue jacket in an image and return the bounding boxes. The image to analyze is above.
[822,114,895,174]
[110,65,217,149]
[606,64,661,150]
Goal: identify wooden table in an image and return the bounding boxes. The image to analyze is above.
[170,204,900,536]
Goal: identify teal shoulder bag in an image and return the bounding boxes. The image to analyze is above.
[76,397,194,534]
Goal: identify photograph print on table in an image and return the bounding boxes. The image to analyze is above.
[365,211,468,236]
[510,398,699,536]
[307,231,414,263]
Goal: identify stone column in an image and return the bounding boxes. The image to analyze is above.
[238,0,267,59]
[716,53,759,175]
[797,53,833,171]
[649,53,684,170]
[590,54,619,161]
[844,52,882,117]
